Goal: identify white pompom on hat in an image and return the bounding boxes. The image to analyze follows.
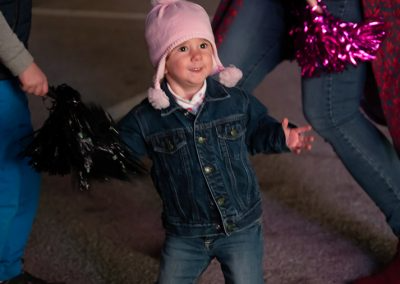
[145,0,242,109]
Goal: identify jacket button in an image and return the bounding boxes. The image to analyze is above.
[198,136,206,144]
[230,128,238,137]
[167,142,174,151]
[216,197,225,206]
[227,223,236,232]
[204,166,213,174]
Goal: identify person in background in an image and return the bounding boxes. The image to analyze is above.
[0,2,61,283]
[213,0,400,283]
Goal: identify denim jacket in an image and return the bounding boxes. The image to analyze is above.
[118,77,290,238]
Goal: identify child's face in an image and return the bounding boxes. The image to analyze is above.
[165,38,213,98]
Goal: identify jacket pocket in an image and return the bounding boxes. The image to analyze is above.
[152,132,187,155]
[216,116,253,209]
[216,115,246,160]
[149,129,193,220]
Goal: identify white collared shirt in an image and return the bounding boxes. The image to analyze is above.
[167,81,207,114]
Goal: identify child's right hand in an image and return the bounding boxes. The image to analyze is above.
[282,118,314,154]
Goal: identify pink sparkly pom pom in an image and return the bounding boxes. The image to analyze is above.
[290,0,387,77]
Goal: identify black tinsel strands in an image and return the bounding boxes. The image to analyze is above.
[290,0,386,77]
[22,84,146,190]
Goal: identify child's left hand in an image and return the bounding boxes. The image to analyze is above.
[282,118,314,154]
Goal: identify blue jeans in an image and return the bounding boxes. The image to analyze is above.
[0,80,41,281]
[217,0,288,93]
[157,221,264,284]
[217,0,400,236]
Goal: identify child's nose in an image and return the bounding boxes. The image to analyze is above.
[191,49,202,60]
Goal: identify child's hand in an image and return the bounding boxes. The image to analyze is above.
[282,118,314,154]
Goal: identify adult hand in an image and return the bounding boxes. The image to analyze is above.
[306,0,323,13]
[18,62,48,96]
[282,118,314,154]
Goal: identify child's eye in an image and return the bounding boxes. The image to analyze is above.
[200,42,208,49]
[178,46,188,52]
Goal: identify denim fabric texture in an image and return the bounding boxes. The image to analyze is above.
[0,80,41,281]
[217,0,400,236]
[118,77,289,238]
[216,0,289,93]
[157,220,264,284]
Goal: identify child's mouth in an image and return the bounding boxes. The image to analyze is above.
[190,67,202,72]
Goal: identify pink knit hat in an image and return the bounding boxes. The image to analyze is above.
[145,0,242,109]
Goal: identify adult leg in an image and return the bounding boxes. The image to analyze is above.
[0,80,41,281]
[302,0,400,238]
[302,1,400,282]
[216,0,288,94]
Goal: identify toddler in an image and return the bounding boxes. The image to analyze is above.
[118,0,314,283]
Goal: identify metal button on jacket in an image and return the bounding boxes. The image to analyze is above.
[204,166,213,174]
[216,197,225,206]
[166,141,174,151]
[226,223,236,232]
[230,128,238,137]
[225,219,236,232]
[198,136,206,144]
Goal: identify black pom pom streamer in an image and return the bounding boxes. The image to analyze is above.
[22,84,146,190]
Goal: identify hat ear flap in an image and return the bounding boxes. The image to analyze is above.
[148,55,170,109]
[148,87,170,109]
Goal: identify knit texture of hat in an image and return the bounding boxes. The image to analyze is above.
[145,0,242,109]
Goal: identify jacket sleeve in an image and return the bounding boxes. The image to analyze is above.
[117,109,149,160]
[245,93,291,155]
[0,11,33,76]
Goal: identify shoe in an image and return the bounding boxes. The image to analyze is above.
[353,243,400,284]
[2,272,64,284]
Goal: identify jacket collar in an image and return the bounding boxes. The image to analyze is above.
[160,77,231,116]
